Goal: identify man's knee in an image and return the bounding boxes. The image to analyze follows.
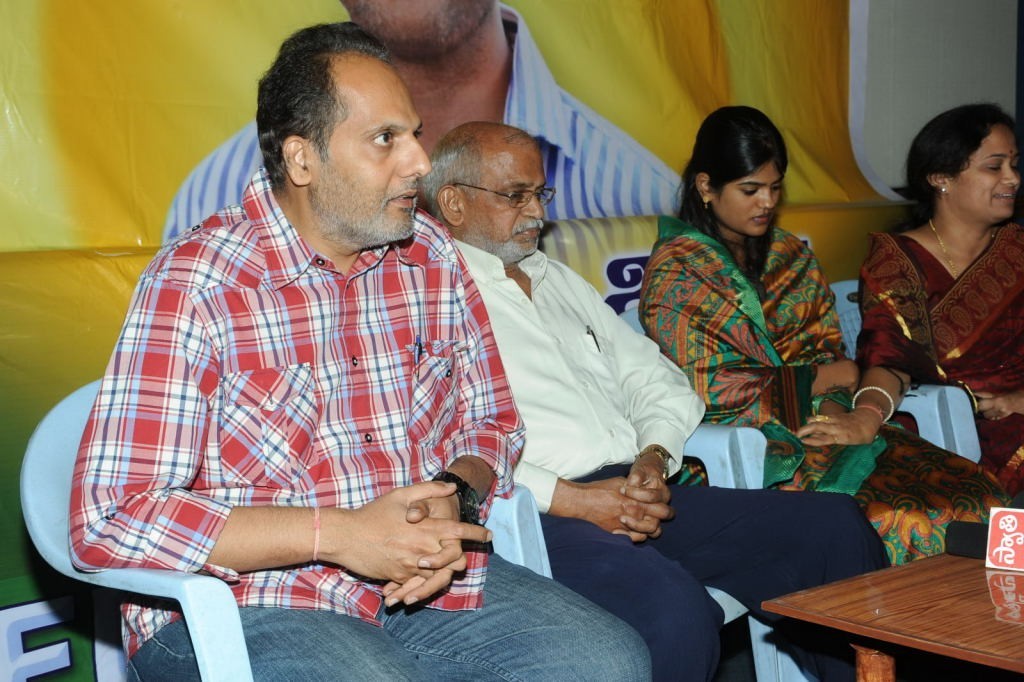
[626,554,723,628]
[575,616,652,682]
[522,573,653,681]
[798,492,888,571]
[638,573,722,679]
[551,540,720,679]
[482,556,652,679]
[802,492,873,538]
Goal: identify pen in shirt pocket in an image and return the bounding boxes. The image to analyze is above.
[585,325,601,352]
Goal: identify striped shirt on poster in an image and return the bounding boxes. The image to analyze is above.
[162,5,679,242]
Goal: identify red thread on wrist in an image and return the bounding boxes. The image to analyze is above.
[312,507,321,563]
[855,403,886,424]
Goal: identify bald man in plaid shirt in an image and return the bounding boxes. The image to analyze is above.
[70,22,648,681]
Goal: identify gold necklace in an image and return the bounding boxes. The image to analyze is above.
[929,219,959,278]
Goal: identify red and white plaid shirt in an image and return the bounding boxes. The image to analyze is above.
[70,170,524,657]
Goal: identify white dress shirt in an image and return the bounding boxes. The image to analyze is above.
[457,241,704,511]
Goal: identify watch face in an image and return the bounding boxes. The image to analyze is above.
[460,486,481,525]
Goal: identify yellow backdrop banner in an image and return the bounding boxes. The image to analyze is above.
[1,0,889,252]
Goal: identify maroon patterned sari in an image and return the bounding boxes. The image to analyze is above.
[859,226,1024,495]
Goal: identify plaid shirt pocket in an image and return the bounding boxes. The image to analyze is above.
[219,363,318,486]
[408,340,463,446]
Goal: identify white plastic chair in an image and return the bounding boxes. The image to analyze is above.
[830,280,981,461]
[618,307,807,682]
[486,484,553,578]
[21,380,550,681]
[21,380,254,681]
[685,423,768,490]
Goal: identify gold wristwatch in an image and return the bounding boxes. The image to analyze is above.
[636,444,672,480]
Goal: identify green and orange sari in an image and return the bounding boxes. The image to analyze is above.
[640,216,1008,565]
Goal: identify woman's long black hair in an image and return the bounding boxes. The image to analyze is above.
[678,106,788,280]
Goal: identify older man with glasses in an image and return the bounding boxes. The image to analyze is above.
[422,120,890,682]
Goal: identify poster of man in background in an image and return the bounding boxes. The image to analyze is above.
[163,1,680,241]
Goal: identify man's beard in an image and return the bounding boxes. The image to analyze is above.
[309,172,417,252]
[475,218,544,265]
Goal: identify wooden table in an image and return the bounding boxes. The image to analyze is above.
[763,553,1024,680]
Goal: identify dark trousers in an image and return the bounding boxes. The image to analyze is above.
[540,466,888,682]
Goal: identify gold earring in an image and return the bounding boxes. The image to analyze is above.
[702,197,710,210]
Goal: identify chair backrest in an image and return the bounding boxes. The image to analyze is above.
[619,305,644,334]
[22,382,257,682]
[21,380,101,581]
[683,423,767,490]
[830,279,860,360]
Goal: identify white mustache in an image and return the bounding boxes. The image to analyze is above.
[513,219,545,235]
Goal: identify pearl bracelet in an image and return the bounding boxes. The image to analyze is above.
[852,386,895,423]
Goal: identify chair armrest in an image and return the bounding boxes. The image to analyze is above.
[75,568,253,682]
[899,384,981,462]
[705,586,748,624]
[683,424,767,490]
[486,488,553,578]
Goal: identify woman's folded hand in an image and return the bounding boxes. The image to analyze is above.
[796,408,881,446]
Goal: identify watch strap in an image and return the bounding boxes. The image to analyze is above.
[432,471,482,525]
[636,444,672,480]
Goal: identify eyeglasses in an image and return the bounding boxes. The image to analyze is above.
[452,183,557,208]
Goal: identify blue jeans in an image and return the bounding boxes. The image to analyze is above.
[127,554,650,681]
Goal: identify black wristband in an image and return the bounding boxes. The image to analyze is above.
[879,366,907,396]
[432,471,482,525]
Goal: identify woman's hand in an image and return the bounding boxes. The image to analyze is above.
[800,365,906,445]
[796,408,882,446]
[811,359,859,396]
[975,390,1024,420]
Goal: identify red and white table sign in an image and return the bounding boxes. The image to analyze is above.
[986,507,1024,571]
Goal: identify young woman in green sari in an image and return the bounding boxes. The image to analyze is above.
[639,106,1007,564]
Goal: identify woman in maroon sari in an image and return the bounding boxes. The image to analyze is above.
[859,103,1024,495]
